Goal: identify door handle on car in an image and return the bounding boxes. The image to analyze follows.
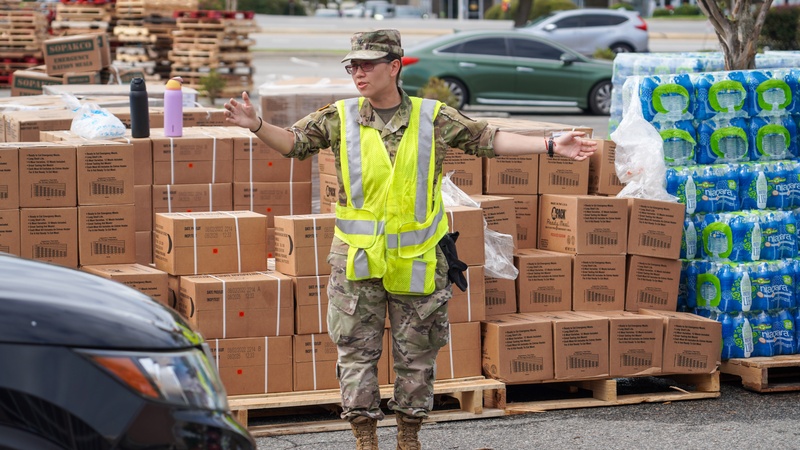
[459,62,476,68]
[516,67,534,72]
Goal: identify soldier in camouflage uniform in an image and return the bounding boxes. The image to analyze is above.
[224,29,596,450]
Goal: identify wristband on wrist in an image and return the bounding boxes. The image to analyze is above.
[250,116,263,133]
[547,136,555,158]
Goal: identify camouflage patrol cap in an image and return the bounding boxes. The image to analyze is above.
[341,29,404,63]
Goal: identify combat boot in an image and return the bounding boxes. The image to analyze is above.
[350,416,379,450]
[395,414,423,450]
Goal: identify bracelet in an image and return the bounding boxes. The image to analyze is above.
[250,116,263,133]
[547,136,555,158]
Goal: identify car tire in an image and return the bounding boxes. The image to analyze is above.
[441,77,468,109]
[609,42,634,54]
[587,80,612,116]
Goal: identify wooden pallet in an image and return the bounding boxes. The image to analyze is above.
[721,355,800,393]
[229,376,506,437]
[491,371,721,413]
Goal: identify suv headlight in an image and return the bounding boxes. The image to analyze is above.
[78,348,229,411]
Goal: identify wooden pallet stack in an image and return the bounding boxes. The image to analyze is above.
[169,10,257,96]
[51,0,114,37]
[0,9,48,87]
[110,0,189,82]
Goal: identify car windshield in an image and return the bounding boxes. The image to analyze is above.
[527,12,557,26]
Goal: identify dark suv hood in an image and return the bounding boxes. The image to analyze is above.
[0,254,201,349]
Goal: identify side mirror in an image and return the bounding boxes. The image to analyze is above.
[560,53,579,65]
[543,23,557,32]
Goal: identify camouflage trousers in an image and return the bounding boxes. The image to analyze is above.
[327,251,452,421]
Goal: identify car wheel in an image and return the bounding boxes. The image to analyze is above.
[609,42,634,54]
[441,77,468,109]
[588,80,612,116]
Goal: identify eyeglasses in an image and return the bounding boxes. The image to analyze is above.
[345,59,390,75]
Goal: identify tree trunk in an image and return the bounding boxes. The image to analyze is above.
[514,0,533,27]
[696,0,773,70]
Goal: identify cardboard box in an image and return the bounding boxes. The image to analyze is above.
[62,71,101,85]
[481,313,553,383]
[209,336,293,395]
[294,274,331,334]
[538,154,590,195]
[639,309,721,374]
[318,148,336,176]
[150,129,233,185]
[572,254,626,311]
[43,34,106,76]
[627,198,685,260]
[151,183,233,217]
[259,79,359,128]
[78,204,137,266]
[435,322,482,380]
[538,194,628,255]
[449,265,486,324]
[587,311,663,377]
[293,333,341,391]
[443,148,483,195]
[515,249,572,313]
[444,205,485,266]
[533,311,609,380]
[319,172,338,213]
[20,207,78,268]
[134,185,152,232]
[483,154,538,195]
[233,181,313,228]
[81,263,169,305]
[11,69,63,96]
[273,214,335,276]
[625,255,681,312]
[0,146,19,209]
[153,211,267,276]
[18,143,77,207]
[484,275,517,317]
[0,209,20,256]
[77,141,135,205]
[135,230,152,266]
[587,139,623,196]
[3,109,75,142]
[470,194,517,248]
[509,194,537,249]
[222,126,312,183]
[178,271,294,339]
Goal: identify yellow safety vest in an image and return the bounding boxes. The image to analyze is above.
[334,96,449,295]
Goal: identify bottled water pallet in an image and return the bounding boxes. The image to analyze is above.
[227,376,506,437]
[721,355,800,393]
[488,371,720,413]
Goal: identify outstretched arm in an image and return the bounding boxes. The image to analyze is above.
[493,130,597,161]
[224,91,295,156]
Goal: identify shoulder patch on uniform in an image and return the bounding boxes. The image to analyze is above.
[318,103,332,112]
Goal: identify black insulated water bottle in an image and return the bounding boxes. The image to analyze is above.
[130,77,150,138]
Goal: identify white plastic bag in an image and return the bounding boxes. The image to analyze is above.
[441,172,519,280]
[610,77,678,202]
[63,94,125,140]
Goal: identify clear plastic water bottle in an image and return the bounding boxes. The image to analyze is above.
[756,170,768,209]
[772,309,796,355]
[752,310,776,357]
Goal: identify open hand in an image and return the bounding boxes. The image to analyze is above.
[224,91,260,131]
[554,131,597,161]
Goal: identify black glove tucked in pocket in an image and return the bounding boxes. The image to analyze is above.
[438,231,468,292]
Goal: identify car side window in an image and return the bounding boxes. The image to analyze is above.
[584,14,626,27]
[458,37,508,56]
[510,38,564,61]
[553,16,581,28]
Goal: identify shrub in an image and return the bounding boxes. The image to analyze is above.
[673,4,702,15]
[236,0,307,15]
[651,8,673,17]
[417,77,459,108]
[759,5,800,50]
[609,2,635,11]
[592,47,617,60]
[485,0,576,21]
